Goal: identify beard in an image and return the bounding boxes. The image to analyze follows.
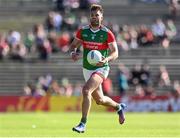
[90,20,101,27]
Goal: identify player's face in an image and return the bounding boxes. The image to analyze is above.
[90,10,103,27]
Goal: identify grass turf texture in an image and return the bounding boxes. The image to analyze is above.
[0,112,180,137]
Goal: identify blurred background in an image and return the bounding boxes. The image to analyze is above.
[0,0,180,112]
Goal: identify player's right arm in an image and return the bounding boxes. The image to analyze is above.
[69,29,82,61]
[69,38,82,61]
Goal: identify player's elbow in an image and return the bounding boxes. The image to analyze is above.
[112,51,118,60]
[115,52,118,59]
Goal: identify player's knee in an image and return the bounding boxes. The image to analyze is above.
[96,98,104,105]
[82,86,91,97]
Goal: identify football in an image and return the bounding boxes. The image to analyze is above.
[87,50,102,66]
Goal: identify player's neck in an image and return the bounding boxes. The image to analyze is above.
[90,24,101,31]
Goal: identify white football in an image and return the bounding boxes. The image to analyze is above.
[87,50,102,66]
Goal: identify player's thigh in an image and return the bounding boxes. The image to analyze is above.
[83,74,103,95]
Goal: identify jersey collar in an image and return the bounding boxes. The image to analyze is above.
[89,24,102,33]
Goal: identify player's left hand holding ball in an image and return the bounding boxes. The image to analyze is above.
[96,56,108,67]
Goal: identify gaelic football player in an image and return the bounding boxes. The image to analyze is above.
[70,4,126,133]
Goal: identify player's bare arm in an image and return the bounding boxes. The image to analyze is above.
[96,41,118,66]
[69,38,82,61]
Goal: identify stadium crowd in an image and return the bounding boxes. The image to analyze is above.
[0,14,177,60]
[22,62,180,99]
[0,0,179,61]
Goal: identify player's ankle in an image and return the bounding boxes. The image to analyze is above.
[80,117,87,125]
[116,104,122,112]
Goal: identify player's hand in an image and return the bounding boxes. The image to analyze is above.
[71,52,79,61]
[96,57,108,67]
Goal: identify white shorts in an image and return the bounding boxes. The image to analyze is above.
[83,66,110,82]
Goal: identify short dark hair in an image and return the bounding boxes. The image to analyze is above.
[90,4,103,14]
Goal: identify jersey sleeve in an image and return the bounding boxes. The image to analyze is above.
[75,28,82,41]
[107,30,116,44]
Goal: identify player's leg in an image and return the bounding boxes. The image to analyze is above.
[72,73,103,133]
[81,73,103,121]
[92,85,119,109]
[92,85,126,124]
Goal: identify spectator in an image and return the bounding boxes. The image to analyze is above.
[161,19,177,49]
[33,24,52,60]
[79,13,89,26]
[45,11,55,32]
[45,11,63,32]
[130,64,142,86]
[137,24,154,47]
[157,65,171,87]
[171,80,180,95]
[60,77,73,97]
[48,31,60,53]
[102,77,113,96]
[23,82,37,96]
[49,80,61,95]
[24,31,35,53]
[6,30,21,48]
[73,82,82,96]
[117,63,129,96]
[152,18,174,49]
[63,0,80,10]
[151,18,166,45]
[169,0,180,18]
[62,9,78,30]
[135,85,145,97]
[117,26,130,51]
[53,11,63,32]
[57,31,71,52]
[140,64,151,87]
[166,19,177,39]
[128,26,138,49]
[42,74,53,91]
[169,80,180,112]
[9,43,27,62]
[0,33,9,59]
[36,78,47,96]
[144,86,155,96]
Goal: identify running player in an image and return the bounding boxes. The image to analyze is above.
[70,4,126,133]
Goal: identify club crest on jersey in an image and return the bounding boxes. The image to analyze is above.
[91,34,96,40]
[100,35,104,40]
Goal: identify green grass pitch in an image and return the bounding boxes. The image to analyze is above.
[0,112,180,137]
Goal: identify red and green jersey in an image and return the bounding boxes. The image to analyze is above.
[75,25,116,70]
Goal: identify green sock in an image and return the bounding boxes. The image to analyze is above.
[80,117,87,124]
